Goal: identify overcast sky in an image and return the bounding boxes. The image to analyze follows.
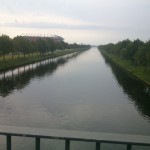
[0,0,150,44]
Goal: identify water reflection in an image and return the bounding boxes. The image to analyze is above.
[0,53,80,98]
[101,52,150,120]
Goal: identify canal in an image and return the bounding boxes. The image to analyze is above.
[0,47,150,150]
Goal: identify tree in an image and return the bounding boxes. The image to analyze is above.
[36,38,47,55]
[135,41,150,68]
[13,36,31,58]
[0,35,12,62]
[127,39,144,62]
[46,38,56,53]
[30,41,38,57]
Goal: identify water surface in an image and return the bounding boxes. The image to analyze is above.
[0,48,150,149]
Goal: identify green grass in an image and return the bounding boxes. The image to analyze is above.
[100,50,150,86]
[0,49,78,71]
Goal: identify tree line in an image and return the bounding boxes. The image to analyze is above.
[0,34,91,61]
[98,39,150,68]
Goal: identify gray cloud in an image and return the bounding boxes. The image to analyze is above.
[0,20,128,32]
[0,0,150,44]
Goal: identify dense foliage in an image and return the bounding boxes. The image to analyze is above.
[0,34,91,61]
[98,39,150,68]
[0,35,12,61]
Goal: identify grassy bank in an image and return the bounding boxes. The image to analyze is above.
[100,50,150,86]
[0,49,80,72]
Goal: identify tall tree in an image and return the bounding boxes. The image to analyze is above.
[0,35,12,62]
[13,36,31,59]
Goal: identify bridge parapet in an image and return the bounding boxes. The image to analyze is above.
[0,125,150,150]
